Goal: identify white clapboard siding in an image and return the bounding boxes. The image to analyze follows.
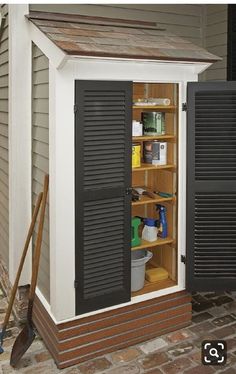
[0,4,9,269]
[32,43,50,302]
[30,4,203,46]
[204,4,228,81]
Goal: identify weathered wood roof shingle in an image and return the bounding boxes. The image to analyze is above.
[27,11,220,63]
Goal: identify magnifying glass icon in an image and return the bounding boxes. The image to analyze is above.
[209,348,219,358]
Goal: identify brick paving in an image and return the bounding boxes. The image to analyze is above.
[0,288,236,373]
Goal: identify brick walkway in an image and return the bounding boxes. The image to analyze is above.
[0,288,236,373]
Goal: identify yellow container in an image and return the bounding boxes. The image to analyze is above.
[132,143,141,168]
[145,267,169,282]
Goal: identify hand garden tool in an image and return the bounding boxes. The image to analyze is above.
[0,191,43,354]
[10,174,49,366]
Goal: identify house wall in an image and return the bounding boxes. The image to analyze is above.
[0,4,9,270]
[30,4,203,46]
[32,43,50,302]
[204,5,228,80]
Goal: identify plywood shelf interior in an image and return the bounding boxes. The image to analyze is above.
[133,105,177,111]
[132,237,174,251]
[133,135,176,142]
[132,278,176,297]
[132,163,175,172]
[132,195,174,206]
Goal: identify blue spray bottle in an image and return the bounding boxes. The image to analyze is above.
[156,205,168,238]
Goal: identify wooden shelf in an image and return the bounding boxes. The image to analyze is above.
[133,135,176,142]
[132,237,174,251]
[132,195,174,206]
[132,278,176,297]
[133,105,177,111]
[132,163,175,172]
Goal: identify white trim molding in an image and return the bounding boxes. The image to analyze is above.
[29,22,67,69]
[8,4,32,285]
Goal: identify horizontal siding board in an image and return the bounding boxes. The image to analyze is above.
[33,55,50,71]
[33,69,49,85]
[32,44,50,302]
[207,9,227,25]
[0,87,8,99]
[32,126,49,144]
[0,0,8,215]
[33,98,49,114]
[30,4,202,17]
[0,50,8,66]
[206,4,227,15]
[205,68,227,81]
[32,153,49,174]
[206,21,227,38]
[33,113,49,128]
[0,123,8,137]
[33,84,49,99]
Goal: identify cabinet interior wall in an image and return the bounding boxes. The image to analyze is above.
[131,82,178,297]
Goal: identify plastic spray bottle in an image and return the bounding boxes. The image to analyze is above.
[156,205,168,238]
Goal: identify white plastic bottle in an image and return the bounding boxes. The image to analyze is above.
[142,218,158,242]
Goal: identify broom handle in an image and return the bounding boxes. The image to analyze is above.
[29,175,49,301]
[2,192,43,329]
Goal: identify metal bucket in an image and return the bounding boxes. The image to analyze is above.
[143,141,167,165]
[142,112,165,136]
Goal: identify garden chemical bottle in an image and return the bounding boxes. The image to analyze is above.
[156,205,167,238]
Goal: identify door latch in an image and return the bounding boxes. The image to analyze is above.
[126,187,132,195]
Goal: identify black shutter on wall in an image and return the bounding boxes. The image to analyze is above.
[186,81,236,291]
[75,80,132,315]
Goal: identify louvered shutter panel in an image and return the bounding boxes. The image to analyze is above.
[75,80,132,315]
[186,81,236,291]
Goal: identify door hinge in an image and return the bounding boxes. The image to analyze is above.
[74,105,78,113]
[182,103,187,112]
[181,255,186,264]
[74,280,79,288]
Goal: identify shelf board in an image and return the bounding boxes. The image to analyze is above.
[132,195,173,206]
[133,135,176,142]
[132,278,176,297]
[132,237,174,251]
[133,105,177,111]
[132,163,175,172]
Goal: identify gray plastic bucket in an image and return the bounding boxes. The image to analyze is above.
[131,250,153,292]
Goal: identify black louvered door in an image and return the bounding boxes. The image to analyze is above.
[75,80,132,315]
[186,81,236,291]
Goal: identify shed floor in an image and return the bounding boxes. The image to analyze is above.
[0,288,236,373]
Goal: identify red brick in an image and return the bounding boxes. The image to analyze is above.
[184,366,215,374]
[167,330,192,343]
[162,357,192,374]
[111,348,141,363]
[78,357,112,374]
[139,352,170,370]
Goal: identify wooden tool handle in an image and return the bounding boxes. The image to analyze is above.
[2,192,43,329]
[29,175,49,301]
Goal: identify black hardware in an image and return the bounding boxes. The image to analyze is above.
[181,255,186,264]
[126,187,133,195]
[182,103,187,112]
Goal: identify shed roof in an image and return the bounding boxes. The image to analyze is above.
[27,11,220,63]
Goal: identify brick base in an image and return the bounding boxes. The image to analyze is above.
[33,290,192,369]
[0,256,29,322]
